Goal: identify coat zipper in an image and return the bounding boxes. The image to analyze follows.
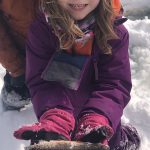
[92,55,99,81]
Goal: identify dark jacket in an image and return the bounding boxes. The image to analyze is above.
[26,13,132,148]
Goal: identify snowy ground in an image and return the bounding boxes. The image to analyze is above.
[123,18,150,149]
[0,0,150,150]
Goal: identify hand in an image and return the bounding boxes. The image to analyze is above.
[75,113,114,145]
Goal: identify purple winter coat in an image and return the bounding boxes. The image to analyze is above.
[26,13,131,148]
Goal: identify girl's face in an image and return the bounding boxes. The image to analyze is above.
[57,0,100,20]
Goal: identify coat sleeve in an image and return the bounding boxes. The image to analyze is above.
[82,25,132,132]
[26,16,73,119]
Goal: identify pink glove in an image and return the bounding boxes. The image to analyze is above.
[14,109,75,141]
[75,113,114,145]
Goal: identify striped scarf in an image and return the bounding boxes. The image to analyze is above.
[66,14,96,56]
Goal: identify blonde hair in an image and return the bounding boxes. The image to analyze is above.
[41,0,119,54]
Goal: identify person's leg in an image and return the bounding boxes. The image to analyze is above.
[0,12,30,109]
[0,11,25,77]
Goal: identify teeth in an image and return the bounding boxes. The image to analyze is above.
[70,4,87,9]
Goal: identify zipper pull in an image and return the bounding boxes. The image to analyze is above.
[93,57,99,81]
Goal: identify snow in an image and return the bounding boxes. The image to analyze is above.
[123,18,150,149]
[0,0,150,149]
[122,0,150,20]
[122,0,150,11]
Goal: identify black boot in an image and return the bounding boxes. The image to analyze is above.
[1,73,31,110]
[116,124,141,150]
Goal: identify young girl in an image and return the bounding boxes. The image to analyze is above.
[0,0,39,109]
[14,0,140,149]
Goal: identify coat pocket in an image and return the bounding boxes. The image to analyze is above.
[41,51,90,90]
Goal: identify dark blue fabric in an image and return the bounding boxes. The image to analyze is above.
[53,52,88,69]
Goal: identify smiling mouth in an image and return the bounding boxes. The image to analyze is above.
[69,4,88,10]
